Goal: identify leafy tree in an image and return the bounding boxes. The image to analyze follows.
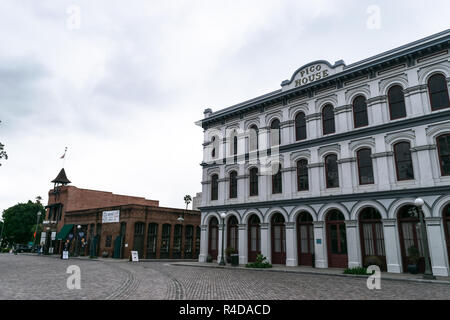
[2,200,45,246]
[0,120,7,166]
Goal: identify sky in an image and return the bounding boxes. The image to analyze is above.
[0,0,449,213]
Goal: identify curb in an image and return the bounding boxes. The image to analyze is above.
[169,262,450,285]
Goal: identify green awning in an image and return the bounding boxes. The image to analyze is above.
[56,224,74,240]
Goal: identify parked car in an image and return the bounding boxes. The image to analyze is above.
[16,244,33,253]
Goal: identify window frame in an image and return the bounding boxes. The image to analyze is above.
[211,174,219,201]
[387,85,407,120]
[356,148,375,185]
[325,154,339,189]
[428,73,450,111]
[393,141,415,181]
[272,163,283,194]
[322,104,336,135]
[437,133,450,176]
[296,159,309,191]
[295,112,307,141]
[353,95,369,129]
[229,171,238,199]
[249,167,259,197]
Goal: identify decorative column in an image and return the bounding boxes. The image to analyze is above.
[382,219,402,273]
[198,224,208,262]
[238,224,247,265]
[285,222,297,266]
[217,222,225,264]
[313,221,327,268]
[425,217,449,277]
[345,220,361,268]
[260,223,270,262]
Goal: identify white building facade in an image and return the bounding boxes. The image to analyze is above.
[196,30,450,276]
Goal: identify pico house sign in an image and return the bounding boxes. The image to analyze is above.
[281,60,345,91]
[102,210,120,223]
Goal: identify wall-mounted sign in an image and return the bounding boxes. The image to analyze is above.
[316,239,322,245]
[281,60,345,92]
[294,64,330,87]
[102,210,120,223]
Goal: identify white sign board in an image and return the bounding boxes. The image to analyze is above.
[62,251,69,259]
[40,232,46,245]
[102,210,120,223]
[131,251,139,262]
[51,232,56,240]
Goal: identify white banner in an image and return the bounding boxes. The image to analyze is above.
[40,232,46,245]
[102,210,120,223]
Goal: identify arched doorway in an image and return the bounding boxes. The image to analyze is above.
[227,216,239,253]
[444,205,450,267]
[398,205,425,273]
[359,207,386,270]
[297,212,314,266]
[247,215,261,262]
[133,222,145,258]
[326,209,348,268]
[208,217,219,260]
[271,213,286,265]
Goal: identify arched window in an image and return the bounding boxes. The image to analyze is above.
[353,96,368,128]
[325,154,339,188]
[227,216,239,252]
[160,224,171,259]
[437,134,450,176]
[388,85,406,120]
[173,224,182,259]
[295,112,307,141]
[322,104,336,135]
[249,125,259,151]
[146,223,158,259]
[296,159,309,191]
[249,167,258,197]
[230,131,238,155]
[211,174,219,201]
[184,225,194,259]
[394,142,414,181]
[428,74,450,111]
[208,218,219,260]
[229,171,237,199]
[272,163,282,194]
[248,215,261,262]
[270,119,281,147]
[357,148,374,185]
[211,136,219,159]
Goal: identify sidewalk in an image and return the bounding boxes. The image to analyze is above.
[169,261,450,285]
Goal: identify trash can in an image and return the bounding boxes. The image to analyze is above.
[231,254,239,266]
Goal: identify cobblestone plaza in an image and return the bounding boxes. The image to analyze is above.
[1,254,449,300]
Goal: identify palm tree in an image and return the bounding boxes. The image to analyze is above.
[184,195,192,210]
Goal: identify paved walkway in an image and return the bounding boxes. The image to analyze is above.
[169,261,450,285]
[1,254,449,300]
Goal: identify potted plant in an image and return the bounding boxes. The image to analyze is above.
[225,247,235,263]
[407,246,420,274]
[364,255,385,270]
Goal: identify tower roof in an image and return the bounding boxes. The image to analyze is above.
[51,168,71,185]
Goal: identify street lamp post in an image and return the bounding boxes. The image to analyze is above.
[414,198,436,280]
[75,225,81,256]
[219,212,226,266]
[33,211,41,252]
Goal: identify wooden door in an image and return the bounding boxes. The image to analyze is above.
[271,213,286,265]
[247,215,260,263]
[444,205,450,267]
[326,210,348,268]
[208,218,219,260]
[297,212,314,266]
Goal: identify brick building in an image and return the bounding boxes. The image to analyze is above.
[42,168,201,260]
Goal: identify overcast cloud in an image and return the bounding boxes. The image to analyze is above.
[0,0,449,212]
